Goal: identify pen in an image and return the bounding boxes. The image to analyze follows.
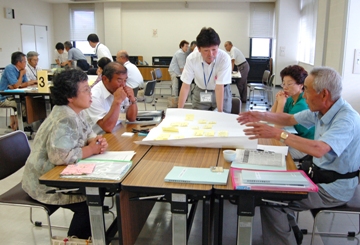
[130,194,165,201]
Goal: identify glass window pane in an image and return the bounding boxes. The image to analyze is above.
[251,38,271,57]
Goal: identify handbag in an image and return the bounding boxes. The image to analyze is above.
[52,236,92,245]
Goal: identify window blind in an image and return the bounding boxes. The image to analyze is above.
[70,4,95,41]
[250,3,275,38]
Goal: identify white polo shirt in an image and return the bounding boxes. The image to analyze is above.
[95,43,113,61]
[228,46,246,66]
[86,81,129,133]
[124,61,144,88]
[25,63,41,81]
[54,49,68,64]
[181,48,231,90]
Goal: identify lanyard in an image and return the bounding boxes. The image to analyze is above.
[202,60,216,90]
[27,64,37,79]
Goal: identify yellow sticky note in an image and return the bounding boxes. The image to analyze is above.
[204,130,215,137]
[155,133,170,140]
[162,127,179,132]
[173,135,184,139]
[171,122,180,126]
[203,124,213,129]
[218,131,229,137]
[198,120,207,124]
[192,126,199,130]
[185,114,194,121]
[208,121,217,124]
[179,122,189,127]
[194,130,204,136]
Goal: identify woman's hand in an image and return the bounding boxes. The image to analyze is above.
[88,135,108,155]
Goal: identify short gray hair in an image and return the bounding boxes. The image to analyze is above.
[26,51,39,59]
[310,67,342,101]
[64,41,73,49]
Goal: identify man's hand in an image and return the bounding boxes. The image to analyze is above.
[124,86,136,102]
[243,122,281,140]
[113,87,128,105]
[19,69,26,76]
[236,111,264,125]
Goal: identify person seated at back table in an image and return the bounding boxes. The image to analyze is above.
[55,42,69,68]
[25,51,42,81]
[22,69,108,239]
[86,62,138,133]
[271,65,314,159]
[0,51,36,130]
[90,57,112,88]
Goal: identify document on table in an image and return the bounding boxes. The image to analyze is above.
[82,151,135,161]
[231,148,286,170]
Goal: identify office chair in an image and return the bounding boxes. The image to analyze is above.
[153,68,172,97]
[248,71,272,111]
[143,80,157,110]
[307,184,360,245]
[0,131,66,244]
[231,97,241,115]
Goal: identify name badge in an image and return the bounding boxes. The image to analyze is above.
[200,91,212,102]
[37,70,49,92]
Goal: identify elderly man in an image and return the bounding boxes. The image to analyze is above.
[25,51,41,81]
[224,41,249,103]
[86,62,138,133]
[64,41,90,71]
[0,52,36,130]
[237,67,360,245]
[168,40,189,96]
[178,27,232,113]
[116,50,144,97]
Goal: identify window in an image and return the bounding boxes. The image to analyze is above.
[249,3,274,58]
[70,4,95,47]
[298,0,317,64]
[250,38,272,58]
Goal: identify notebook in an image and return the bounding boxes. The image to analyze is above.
[164,166,229,185]
[230,168,318,192]
[231,149,286,171]
[60,163,96,176]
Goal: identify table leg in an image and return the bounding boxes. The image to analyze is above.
[14,95,24,131]
[171,193,187,245]
[213,197,224,245]
[202,198,211,245]
[236,195,255,245]
[44,95,51,116]
[86,187,106,245]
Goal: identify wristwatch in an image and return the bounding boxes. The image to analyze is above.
[129,98,137,105]
[279,131,289,143]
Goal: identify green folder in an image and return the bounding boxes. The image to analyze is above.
[164,166,229,185]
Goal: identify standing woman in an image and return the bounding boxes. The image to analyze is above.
[271,65,314,159]
[22,69,108,239]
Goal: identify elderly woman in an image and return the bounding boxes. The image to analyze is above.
[271,65,314,159]
[22,69,108,239]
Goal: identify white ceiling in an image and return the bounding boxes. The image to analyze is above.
[40,0,275,4]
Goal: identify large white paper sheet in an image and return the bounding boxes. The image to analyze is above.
[135,108,257,149]
[82,151,136,161]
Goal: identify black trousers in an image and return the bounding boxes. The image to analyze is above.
[61,201,91,239]
[77,60,90,71]
[237,61,250,102]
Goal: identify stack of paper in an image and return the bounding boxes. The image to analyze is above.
[230,168,318,192]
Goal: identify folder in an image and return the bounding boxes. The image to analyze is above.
[164,166,229,185]
[230,168,318,192]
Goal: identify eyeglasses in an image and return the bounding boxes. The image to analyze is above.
[80,87,91,94]
[281,83,296,88]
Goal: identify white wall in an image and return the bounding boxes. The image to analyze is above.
[273,0,300,86]
[0,0,54,68]
[342,0,360,112]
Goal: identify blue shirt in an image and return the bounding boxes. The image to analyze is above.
[294,98,360,201]
[0,64,28,102]
[68,48,87,61]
